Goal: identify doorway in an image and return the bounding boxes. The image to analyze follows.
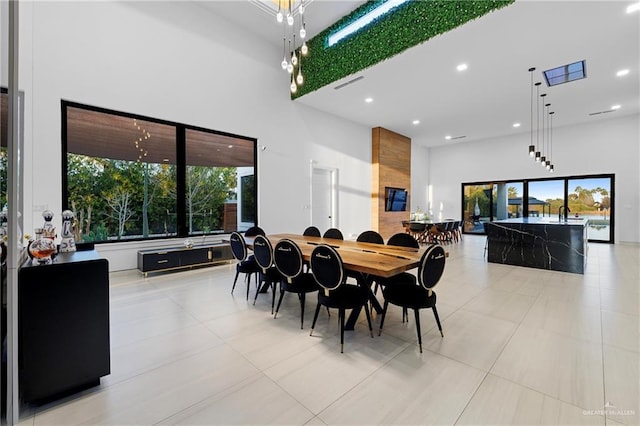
[311,165,337,231]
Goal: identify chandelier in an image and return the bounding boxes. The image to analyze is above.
[274,0,309,94]
[527,67,555,173]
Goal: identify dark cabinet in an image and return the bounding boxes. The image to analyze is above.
[18,250,110,402]
[137,243,232,275]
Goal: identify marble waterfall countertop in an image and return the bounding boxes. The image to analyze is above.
[485,217,588,274]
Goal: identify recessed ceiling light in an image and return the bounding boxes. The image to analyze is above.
[513,122,521,128]
[611,104,621,110]
[228,144,233,148]
[616,69,630,77]
[456,63,468,72]
[626,2,640,13]
[365,97,373,103]
[412,120,420,125]
[445,135,452,140]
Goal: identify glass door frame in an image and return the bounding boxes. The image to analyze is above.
[461,173,615,243]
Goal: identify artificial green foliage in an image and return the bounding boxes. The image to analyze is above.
[292,0,514,99]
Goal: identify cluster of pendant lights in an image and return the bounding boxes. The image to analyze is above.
[276,0,309,94]
[527,67,555,173]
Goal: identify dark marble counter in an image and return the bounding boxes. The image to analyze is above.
[485,217,588,274]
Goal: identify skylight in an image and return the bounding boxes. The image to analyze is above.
[327,0,411,47]
[543,60,586,86]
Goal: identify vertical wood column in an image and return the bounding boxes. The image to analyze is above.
[372,127,411,239]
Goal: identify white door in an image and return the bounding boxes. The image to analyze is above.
[312,167,335,230]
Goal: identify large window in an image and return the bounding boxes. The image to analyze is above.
[62,101,257,243]
[462,174,614,243]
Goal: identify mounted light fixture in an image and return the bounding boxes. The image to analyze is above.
[527,66,560,172]
[272,0,310,94]
[535,82,542,162]
[540,93,547,167]
[528,68,536,157]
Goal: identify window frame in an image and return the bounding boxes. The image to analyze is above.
[61,100,258,243]
[461,173,615,243]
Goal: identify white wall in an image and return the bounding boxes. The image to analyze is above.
[19,1,372,270]
[410,141,429,215]
[426,113,640,243]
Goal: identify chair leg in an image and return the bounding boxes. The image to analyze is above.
[271,282,277,314]
[413,308,423,353]
[274,288,286,319]
[245,273,252,301]
[310,302,322,336]
[363,302,374,338]
[378,300,389,336]
[432,306,444,337]
[299,292,306,329]
[232,270,240,294]
[252,277,262,305]
[339,308,345,353]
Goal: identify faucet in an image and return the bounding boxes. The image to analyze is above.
[558,205,571,221]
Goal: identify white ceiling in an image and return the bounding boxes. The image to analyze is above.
[200,0,640,147]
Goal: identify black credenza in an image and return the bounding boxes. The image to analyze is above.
[137,243,232,276]
[18,250,110,402]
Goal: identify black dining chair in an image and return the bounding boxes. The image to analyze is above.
[322,228,344,240]
[303,226,321,237]
[356,230,384,244]
[309,244,374,353]
[245,226,265,237]
[378,243,446,353]
[352,230,385,286]
[372,231,421,315]
[252,235,282,313]
[229,231,261,300]
[386,232,420,249]
[408,222,427,244]
[273,239,320,328]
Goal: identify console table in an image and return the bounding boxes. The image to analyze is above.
[137,243,232,276]
[19,250,110,402]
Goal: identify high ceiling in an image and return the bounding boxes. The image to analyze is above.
[199,0,639,147]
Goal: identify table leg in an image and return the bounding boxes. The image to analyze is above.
[344,273,382,330]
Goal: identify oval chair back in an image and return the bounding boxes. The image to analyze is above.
[310,244,344,292]
[387,232,420,248]
[303,226,321,237]
[356,230,384,244]
[245,226,265,237]
[253,235,274,273]
[274,239,304,284]
[230,231,248,261]
[418,244,446,296]
[322,228,344,240]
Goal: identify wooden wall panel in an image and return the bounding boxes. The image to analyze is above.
[372,127,411,239]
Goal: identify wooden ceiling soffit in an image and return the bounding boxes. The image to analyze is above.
[66,107,255,168]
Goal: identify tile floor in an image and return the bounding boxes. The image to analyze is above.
[18,236,639,425]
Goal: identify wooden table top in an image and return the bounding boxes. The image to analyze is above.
[246,233,427,278]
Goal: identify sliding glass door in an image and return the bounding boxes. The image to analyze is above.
[567,176,613,242]
[461,174,614,243]
[528,179,564,217]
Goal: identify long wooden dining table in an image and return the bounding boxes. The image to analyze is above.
[244,233,429,330]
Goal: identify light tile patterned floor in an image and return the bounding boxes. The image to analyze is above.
[18,236,639,425]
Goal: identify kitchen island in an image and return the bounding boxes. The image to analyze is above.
[485,217,588,274]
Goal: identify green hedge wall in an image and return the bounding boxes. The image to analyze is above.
[292,0,514,99]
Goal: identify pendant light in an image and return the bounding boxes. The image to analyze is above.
[540,93,549,167]
[528,67,536,157]
[276,0,308,94]
[535,82,542,162]
[548,111,555,172]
